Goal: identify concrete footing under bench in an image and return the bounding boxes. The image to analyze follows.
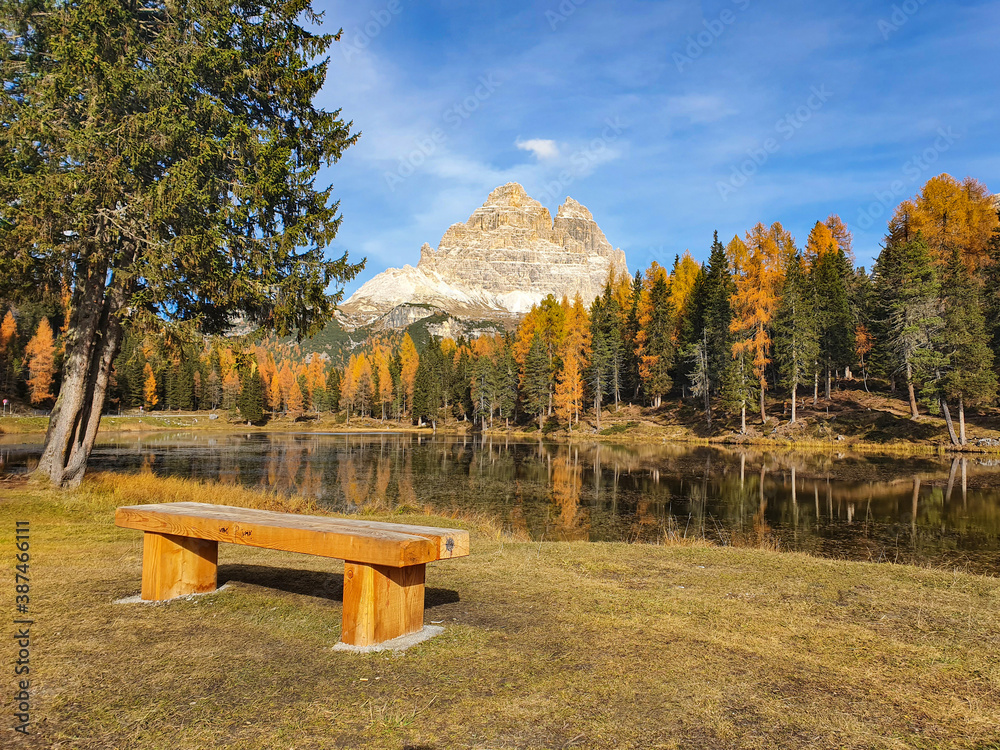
[333,625,445,654]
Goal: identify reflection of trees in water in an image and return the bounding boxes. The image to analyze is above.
[550,447,589,540]
[48,432,1000,571]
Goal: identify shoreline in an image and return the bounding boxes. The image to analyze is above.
[5,410,1000,458]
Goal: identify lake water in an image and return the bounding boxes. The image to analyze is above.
[3,432,1000,574]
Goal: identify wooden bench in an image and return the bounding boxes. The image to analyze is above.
[115,502,469,647]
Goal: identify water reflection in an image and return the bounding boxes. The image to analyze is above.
[3,432,1000,573]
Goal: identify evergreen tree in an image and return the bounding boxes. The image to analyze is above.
[412,339,443,427]
[471,347,492,429]
[451,347,474,422]
[622,270,643,401]
[813,247,854,398]
[870,240,906,393]
[326,367,341,413]
[598,285,623,408]
[983,215,1000,373]
[237,367,265,423]
[522,334,550,430]
[721,345,757,434]
[773,253,819,423]
[884,235,944,420]
[700,231,735,397]
[1,0,363,486]
[941,247,997,445]
[637,269,674,407]
[687,333,711,425]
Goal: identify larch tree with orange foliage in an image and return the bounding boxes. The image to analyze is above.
[889,174,998,270]
[668,251,701,331]
[143,362,159,410]
[399,334,419,417]
[25,318,56,405]
[803,220,839,268]
[554,294,590,425]
[728,223,792,424]
[0,310,17,391]
[269,373,282,415]
[372,345,394,420]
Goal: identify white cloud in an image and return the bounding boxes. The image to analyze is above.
[516,138,560,161]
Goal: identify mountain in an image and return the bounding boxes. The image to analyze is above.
[338,183,629,331]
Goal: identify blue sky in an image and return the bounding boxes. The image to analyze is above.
[316,0,999,297]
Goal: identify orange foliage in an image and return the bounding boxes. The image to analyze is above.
[143,362,159,409]
[728,223,792,404]
[804,221,838,267]
[668,251,700,323]
[399,333,419,414]
[890,174,999,269]
[25,318,56,404]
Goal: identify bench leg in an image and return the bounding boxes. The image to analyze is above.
[140,532,218,601]
[341,562,425,647]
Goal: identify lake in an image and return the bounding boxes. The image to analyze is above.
[3,431,1000,574]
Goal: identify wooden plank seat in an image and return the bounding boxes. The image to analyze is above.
[115,502,469,647]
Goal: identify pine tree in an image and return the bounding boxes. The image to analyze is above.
[522,334,550,430]
[983,215,1000,373]
[773,253,819,423]
[413,339,443,427]
[326,367,341,414]
[1,0,363,486]
[813,247,854,398]
[941,247,997,445]
[885,235,945,421]
[622,270,643,401]
[25,318,56,405]
[636,266,674,408]
[687,333,711,425]
[450,346,473,421]
[721,345,757,434]
[238,366,265,423]
[471,343,492,429]
[702,232,735,398]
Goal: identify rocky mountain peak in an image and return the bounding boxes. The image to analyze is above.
[339,184,629,328]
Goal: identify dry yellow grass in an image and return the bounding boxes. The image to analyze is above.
[1,473,998,749]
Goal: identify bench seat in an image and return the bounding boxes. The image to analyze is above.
[115,502,470,647]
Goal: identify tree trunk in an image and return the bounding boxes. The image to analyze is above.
[790,381,797,424]
[813,372,818,405]
[940,398,959,447]
[906,362,919,419]
[958,395,967,446]
[35,262,127,488]
[759,382,766,425]
[740,402,746,434]
[825,367,831,400]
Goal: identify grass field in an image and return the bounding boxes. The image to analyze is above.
[1,473,999,749]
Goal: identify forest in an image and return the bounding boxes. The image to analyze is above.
[2,173,998,447]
